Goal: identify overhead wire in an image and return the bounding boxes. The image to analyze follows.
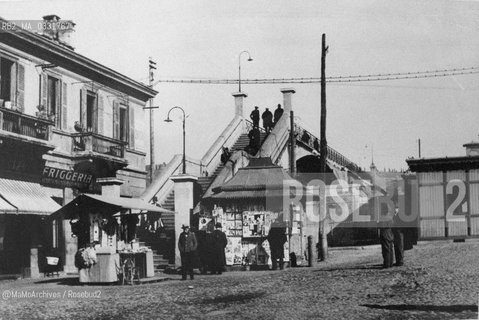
[151,67,479,86]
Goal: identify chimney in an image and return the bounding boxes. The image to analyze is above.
[97,177,124,198]
[280,88,296,114]
[41,15,75,50]
[232,92,247,117]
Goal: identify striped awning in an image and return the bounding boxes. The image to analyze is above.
[0,178,61,215]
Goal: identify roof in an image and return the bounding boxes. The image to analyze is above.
[407,156,479,172]
[208,157,300,200]
[0,16,157,101]
[0,178,61,215]
[52,193,175,219]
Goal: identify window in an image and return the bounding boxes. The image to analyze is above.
[80,89,103,134]
[40,73,66,129]
[0,58,14,101]
[86,91,96,132]
[119,103,128,142]
[113,100,131,144]
[47,76,60,127]
[0,56,24,111]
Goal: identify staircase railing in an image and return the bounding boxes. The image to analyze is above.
[200,115,245,175]
[293,123,361,172]
[141,154,183,202]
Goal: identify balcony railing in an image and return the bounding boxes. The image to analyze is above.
[0,107,53,141]
[72,132,127,158]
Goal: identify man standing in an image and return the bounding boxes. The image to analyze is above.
[273,104,284,126]
[210,223,227,275]
[250,106,260,128]
[267,225,287,270]
[262,108,273,133]
[392,206,404,266]
[178,225,197,280]
[379,213,394,269]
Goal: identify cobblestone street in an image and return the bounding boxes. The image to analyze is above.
[1,241,479,320]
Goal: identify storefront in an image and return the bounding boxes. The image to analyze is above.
[200,158,301,270]
[51,183,174,283]
[0,178,61,276]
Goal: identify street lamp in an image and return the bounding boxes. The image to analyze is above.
[164,106,186,174]
[238,50,253,92]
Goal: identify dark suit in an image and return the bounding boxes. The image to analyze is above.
[379,220,394,268]
[210,229,227,274]
[178,231,198,279]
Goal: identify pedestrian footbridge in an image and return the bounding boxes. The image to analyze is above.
[140,89,363,266]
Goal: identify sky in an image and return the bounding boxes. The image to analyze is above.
[1,0,479,171]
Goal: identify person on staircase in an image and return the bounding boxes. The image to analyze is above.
[273,104,284,127]
[250,106,260,128]
[262,108,273,133]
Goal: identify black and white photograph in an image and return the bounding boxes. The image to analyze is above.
[1,0,479,319]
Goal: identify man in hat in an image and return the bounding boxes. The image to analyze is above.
[178,225,198,280]
[267,223,287,270]
[209,222,228,275]
[273,104,284,127]
[262,108,273,133]
[250,106,260,128]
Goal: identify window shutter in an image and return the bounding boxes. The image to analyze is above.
[40,73,48,111]
[129,105,135,149]
[61,82,67,130]
[55,79,61,127]
[113,100,120,140]
[92,94,98,133]
[80,88,87,128]
[16,63,25,112]
[97,94,104,135]
[10,63,17,107]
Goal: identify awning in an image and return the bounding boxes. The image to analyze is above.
[52,193,175,219]
[0,196,16,213]
[0,178,61,215]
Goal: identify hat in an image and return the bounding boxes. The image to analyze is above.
[215,222,222,229]
[181,225,189,230]
[255,106,258,109]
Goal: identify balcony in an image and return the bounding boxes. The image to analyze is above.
[0,107,53,141]
[72,132,127,159]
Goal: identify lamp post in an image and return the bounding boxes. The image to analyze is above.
[164,106,186,174]
[238,50,253,92]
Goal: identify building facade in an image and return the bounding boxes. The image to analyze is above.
[0,15,156,276]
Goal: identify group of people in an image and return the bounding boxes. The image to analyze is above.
[178,223,227,280]
[178,222,288,279]
[250,104,284,133]
[379,206,408,268]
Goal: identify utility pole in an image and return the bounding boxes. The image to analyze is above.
[149,58,157,183]
[318,33,329,262]
[417,138,421,158]
[289,110,296,175]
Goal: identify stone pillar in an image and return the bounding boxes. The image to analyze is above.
[232,92,247,117]
[29,248,40,278]
[97,177,124,197]
[62,187,77,274]
[171,175,198,267]
[280,88,296,115]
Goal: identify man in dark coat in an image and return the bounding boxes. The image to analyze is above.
[379,214,394,269]
[273,104,284,126]
[209,223,227,274]
[250,106,260,128]
[246,127,261,155]
[178,225,198,280]
[267,226,287,270]
[262,108,273,133]
[392,206,404,266]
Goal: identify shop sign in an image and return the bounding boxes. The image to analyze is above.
[41,166,95,189]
